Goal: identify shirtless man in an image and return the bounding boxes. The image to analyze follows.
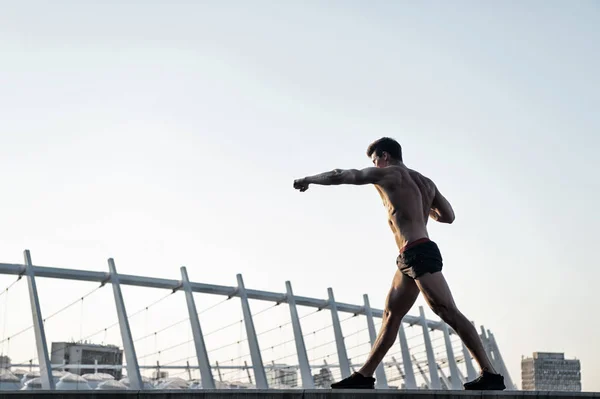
[293,137,505,391]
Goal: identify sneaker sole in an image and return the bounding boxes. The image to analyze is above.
[464,385,506,391]
[331,385,375,389]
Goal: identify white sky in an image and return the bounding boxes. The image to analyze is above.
[1,0,599,391]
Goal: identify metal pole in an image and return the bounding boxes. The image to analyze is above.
[186,361,192,381]
[437,364,452,389]
[285,281,314,388]
[479,326,498,372]
[327,288,351,379]
[237,274,268,389]
[244,360,253,384]
[363,294,388,388]
[441,322,461,389]
[23,250,55,390]
[488,331,514,390]
[455,362,467,384]
[398,322,416,389]
[391,356,404,384]
[180,266,215,389]
[462,342,477,381]
[412,354,430,388]
[215,361,223,382]
[419,306,440,389]
[107,258,143,390]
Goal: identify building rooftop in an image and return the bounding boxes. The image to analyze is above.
[53,341,121,350]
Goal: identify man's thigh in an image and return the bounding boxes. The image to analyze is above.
[385,270,420,315]
[414,271,457,310]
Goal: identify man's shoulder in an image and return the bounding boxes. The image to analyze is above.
[377,165,407,179]
[382,164,408,173]
[376,166,436,188]
[403,168,438,193]
[406,167,433,182]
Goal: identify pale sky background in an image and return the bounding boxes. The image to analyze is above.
[1,0,599,392]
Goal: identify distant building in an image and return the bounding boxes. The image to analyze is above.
[521,352,581,391]
[0,355,10,369]
[50,342,123,379]
[152,370,169,380]
[267,364,298,387]
[312,368,333,388]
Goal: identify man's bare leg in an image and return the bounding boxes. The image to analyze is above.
[415,272,496,373]
[331,270,420,389]
[357,270,420,377]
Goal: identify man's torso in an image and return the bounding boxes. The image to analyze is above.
[374,165,437,251]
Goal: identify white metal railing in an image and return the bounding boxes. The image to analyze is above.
[0,250,514,390]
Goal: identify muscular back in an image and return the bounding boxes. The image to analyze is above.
[375,165,446,251]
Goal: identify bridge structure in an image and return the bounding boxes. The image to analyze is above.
[0,250,514,392]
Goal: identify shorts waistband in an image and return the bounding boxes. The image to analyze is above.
[400,237,431,254]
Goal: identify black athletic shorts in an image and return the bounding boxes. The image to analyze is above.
[396,238,443,279]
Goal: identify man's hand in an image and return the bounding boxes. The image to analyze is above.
[293,178,310,192]
[430,185,455,224]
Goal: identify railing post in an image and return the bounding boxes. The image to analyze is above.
[363,294,388,388]
[462,342,477,381]
[412,354,430,387]
[479,326,499,374]
[454,362,467,384]
[441,322,461,389]
[181,266,215,389]
[23,250,55,390]
[108,258,143,390]
[419,306,440,389]
[237,274,268,389]
[285,281,314,388]
[398,322,417,388]
[215,361,223,382]
[437,364,452,389]
[390,356,404,384]
[327,287,351,379]
[488,330,514,390]
[244,360,253,384]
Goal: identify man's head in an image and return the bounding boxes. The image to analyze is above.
[366,137,402,168]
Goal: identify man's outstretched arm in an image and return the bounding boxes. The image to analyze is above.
[294,168,386,191]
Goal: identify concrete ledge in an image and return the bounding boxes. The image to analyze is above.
[0,390,597,399]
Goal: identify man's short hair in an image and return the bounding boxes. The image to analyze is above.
[366,137,402,161]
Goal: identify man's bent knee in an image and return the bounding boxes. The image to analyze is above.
[383,308,404,324]
[430,303,460,325]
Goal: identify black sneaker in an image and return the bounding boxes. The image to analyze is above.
[330,372,375,389]
[464,371,506,390]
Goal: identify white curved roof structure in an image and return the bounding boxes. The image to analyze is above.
[156,377,189,390]
[20,371,40,386]
[120,376,154,390]
[0,369,21,391]
[82,373,115,381]
[56,373,92,390]
[96,380,128,390]
[21,377,43,391]
[82,373,115,389]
